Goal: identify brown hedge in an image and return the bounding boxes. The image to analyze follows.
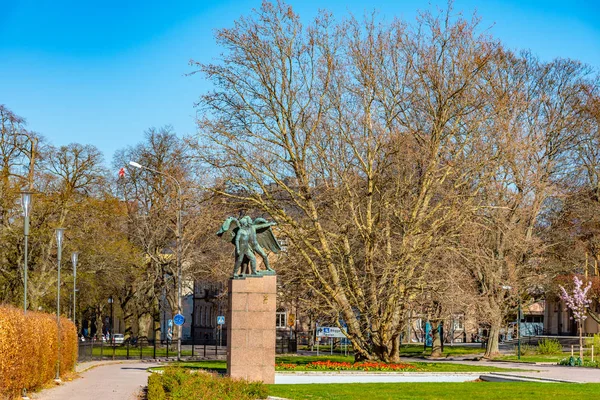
[0,305,77,398]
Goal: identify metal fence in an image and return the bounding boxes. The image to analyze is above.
[78,337,298,362]
[276,338,297,354]
[77,338,227,362]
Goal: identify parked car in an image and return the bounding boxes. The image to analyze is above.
[113,334,125,345]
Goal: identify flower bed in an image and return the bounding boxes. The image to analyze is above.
[276,360,419,371]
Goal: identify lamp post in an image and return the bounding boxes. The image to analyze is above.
[55,227,65,381]
[71,252,78,325]
[129,160,184,361]
[502,285,521,360]
[20,190,33,313]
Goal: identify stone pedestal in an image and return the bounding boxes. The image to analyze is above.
[227,275,276,383]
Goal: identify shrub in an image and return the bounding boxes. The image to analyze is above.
[147,373,166,400]
[537,338,562,355]
[585,333,600,356]
[0,305,77,398]
[515,344,536,356]
[148,368,268,400]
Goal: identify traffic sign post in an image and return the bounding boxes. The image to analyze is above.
[174,313,185,326]
[167,319,173,341]
[216,315,225,347]
[315,326,346,338]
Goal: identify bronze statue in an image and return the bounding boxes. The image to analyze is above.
[217,216,281,277]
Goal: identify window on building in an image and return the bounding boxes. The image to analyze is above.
[276,312,287,328]
[453,315,464,331]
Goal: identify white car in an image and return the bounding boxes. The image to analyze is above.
[112,334,125,345]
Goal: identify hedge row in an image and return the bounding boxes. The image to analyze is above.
[0,305,77,398]
[148,368,267,400]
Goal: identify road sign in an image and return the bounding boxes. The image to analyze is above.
[316,326,346,338]
[217,315,225,325]
[167,319,173,340]
[173,313,185,326]
[288,313,295,327]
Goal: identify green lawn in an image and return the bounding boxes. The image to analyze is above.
[155,357,522,373]
[267,382,600,400]
[399,344,483,358]
[149,361,227,373]
[303,344,483,358]
[90,345,193,358]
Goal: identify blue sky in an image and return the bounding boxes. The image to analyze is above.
[1,0,599,168]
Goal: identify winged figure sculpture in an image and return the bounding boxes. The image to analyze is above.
[217,216,281,277]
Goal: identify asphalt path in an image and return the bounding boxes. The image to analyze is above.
[32,362,160,400]
[401,357,600,383]
[30,356,600,400]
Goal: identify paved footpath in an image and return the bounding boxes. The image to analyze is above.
[29,356,600,400]
[32,361,161,400]
[403,357,600,383]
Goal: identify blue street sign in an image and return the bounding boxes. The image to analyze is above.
[167,319,173,340]
[173,313,185,326]
[217,315,225,325]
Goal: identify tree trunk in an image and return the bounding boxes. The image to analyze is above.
[430,321,443,358]
[95,309,104,340]
[484,321,501,358]
[579,322,584,359]
[122,304,133,340]
[389,334,401,362]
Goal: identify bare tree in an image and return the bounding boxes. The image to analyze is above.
[464,51,595,357]
[192,1,499,361]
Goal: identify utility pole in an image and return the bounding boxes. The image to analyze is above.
[518,297,522,361]
[72,252,78,326]
[55,228,65,382]
[129,161,184,360]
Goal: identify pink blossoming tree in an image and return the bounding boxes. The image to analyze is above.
[559,276,592,359]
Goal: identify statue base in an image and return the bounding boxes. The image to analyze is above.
[227,274,276,383]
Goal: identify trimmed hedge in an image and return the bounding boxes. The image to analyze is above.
[0,305,77,398]
[147,368,267,400]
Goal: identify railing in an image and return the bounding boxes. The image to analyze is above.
[78,337,297,362]
[77,338,228,362]
[276,338,297,354]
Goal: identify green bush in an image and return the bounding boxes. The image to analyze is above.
[147,373,166,400]
[537,338,562,355]
[585,334,600,356]
[515,344,536,356]
[147,368,268,400]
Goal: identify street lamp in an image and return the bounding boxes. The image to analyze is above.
[20,190,33,313]
[71,252,79,325]
[55,227,65,381]
[129,160,184,361]
[502,285,521,360]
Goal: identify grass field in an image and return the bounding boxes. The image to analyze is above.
[154,356,522,373]
[267,382,600,399]
[304,344,484,358]
[399,344,484,357]
[90,345,193,358]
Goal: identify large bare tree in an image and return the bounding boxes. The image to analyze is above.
[192,1,499,361]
